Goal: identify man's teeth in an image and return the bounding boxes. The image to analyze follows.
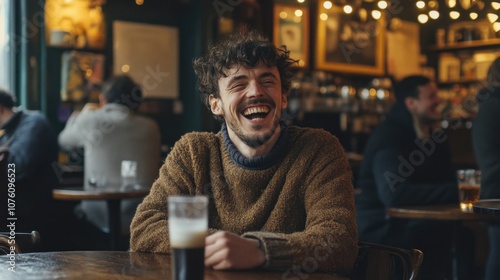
[243,107,269,116]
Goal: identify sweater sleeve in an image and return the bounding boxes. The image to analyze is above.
[129,136,218,253]
[58,111,86,148]
[245,135,358,275]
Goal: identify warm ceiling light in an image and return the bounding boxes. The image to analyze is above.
[320,13,328,21]
[343,5,353,14]
[494,22,500,32]
[297,0,305,3]
[488,13,499,23]
[448,0,457,8]
[295,9,303,17]
[378,1,388,9]
[279,11,288,19]
[418,14,429,23]
[323,1,333,9]
[358,8,368,22]
[135,0,144,5]
[493,2,500,10]
[450,11,460,19]
[469,12,478,20]
[416,1,425,9]
[371,10,382,19]
[429,10,440,19]
[428,0,438,9]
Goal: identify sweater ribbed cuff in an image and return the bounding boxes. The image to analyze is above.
[242,231,294,271]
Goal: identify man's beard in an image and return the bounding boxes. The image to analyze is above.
[226,111,281,148]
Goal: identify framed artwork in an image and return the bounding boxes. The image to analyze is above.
[315,4,385,75]
[113,21,179,99]
[273,4,309,68]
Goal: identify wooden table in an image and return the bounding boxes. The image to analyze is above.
[387,203,500,222]
[387,203,500,280]
[52,187,149,250]
[473,199,500,216]
[0,251,348,280]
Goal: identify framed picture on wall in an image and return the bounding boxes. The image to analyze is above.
[273,4,309,68]
[315,4,385,75]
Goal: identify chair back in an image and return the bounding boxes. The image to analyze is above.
[0,231,41,254]
[351,241,423,280]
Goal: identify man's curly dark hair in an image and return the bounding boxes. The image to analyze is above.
[193,29,297,121]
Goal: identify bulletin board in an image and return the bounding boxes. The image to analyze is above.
[113,21,179,99]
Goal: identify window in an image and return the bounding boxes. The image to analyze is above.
[0,0,13,92]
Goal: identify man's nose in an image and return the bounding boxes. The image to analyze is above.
[247,81,263,98]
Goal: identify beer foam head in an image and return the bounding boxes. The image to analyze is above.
[169,218,207,248]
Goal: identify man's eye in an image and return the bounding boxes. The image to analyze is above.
[231,84,245,90]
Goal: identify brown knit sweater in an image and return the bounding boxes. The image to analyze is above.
[130,126,358,275]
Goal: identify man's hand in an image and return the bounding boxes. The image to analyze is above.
[205,231,265,270]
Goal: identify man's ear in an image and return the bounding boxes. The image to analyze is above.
[405,97,417,112]
[281,91,288,110]
[209,94,223,116]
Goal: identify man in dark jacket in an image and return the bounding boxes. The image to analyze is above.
[356,75,459,279]
[472,57,500,280]
[0,89,59,248]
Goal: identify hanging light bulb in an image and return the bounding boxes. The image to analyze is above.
[358,8,368,22]
[469,12,478,20]
[492,2,500,10]
[320,13,328,21]
[323,1,333,9]
[377,0,388,9]
[418,14,429,23]
[447,0,457,8]
[494,22,500,32]
[428,0,438,9]
[343,5,353,14]
[416,1,425,9]
[295,9,303,17]
[487,13,499,23]
[450,11,460,19]
[429,10,440,19]
[297,0,305,3]
[371,10,382,19]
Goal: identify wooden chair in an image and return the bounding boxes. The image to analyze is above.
[0,231,41,254]
[351,241,424,280]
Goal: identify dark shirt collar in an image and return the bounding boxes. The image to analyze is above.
[221,121,289,170]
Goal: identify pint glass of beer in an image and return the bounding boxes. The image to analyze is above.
[457,169,481,212]
[168,195,208,280]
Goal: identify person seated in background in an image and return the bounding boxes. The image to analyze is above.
[58,75,161,249]
[129,30,358,275]
[355,75,460,279]
[472,57,500,280]
[0,89,59,249]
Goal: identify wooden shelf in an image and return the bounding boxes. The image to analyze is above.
[430,38,500,52]
[46,45,105,53]
[437,77,485,86]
